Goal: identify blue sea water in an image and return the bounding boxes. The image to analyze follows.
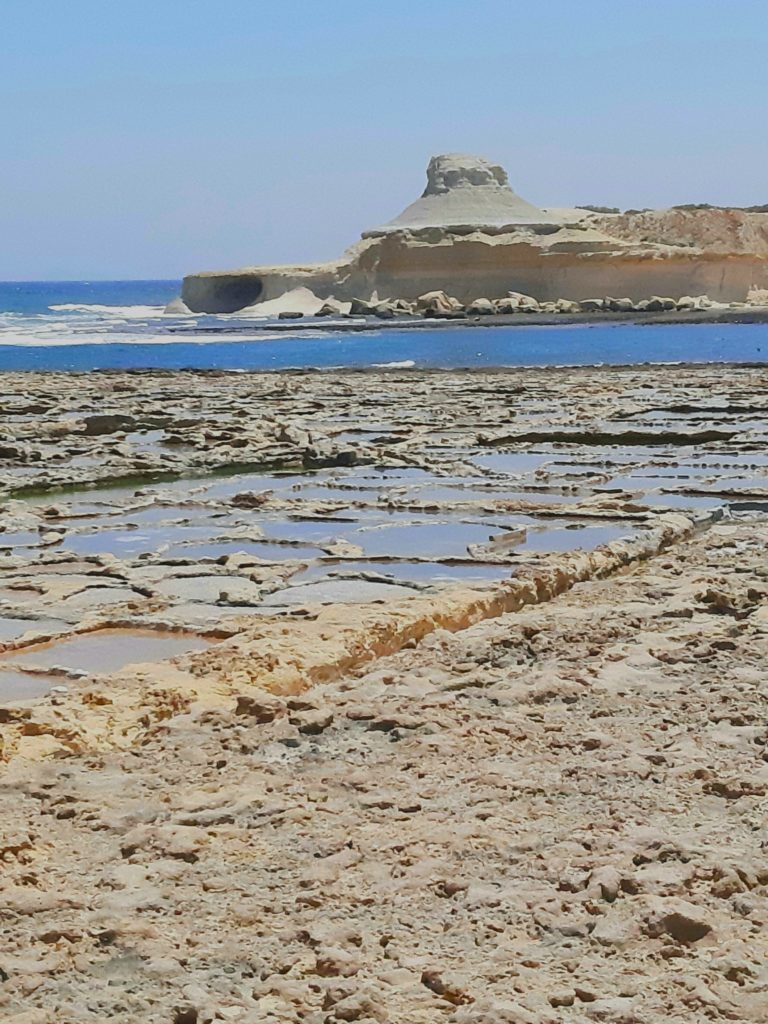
[0,280,181,315]
[1,280,767,371]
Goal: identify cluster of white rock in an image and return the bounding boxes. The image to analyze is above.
[279,290,730,321]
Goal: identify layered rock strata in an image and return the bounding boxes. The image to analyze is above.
[182,154,768,312]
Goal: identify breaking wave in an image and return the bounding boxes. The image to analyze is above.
[48,303,169,318]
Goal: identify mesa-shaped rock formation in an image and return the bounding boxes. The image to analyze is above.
[369,152,563,233]
[181,154,768,313]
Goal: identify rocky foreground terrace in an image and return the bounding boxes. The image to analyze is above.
[1,364,768,1021]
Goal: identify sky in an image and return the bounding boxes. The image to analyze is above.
[2,0,767,280]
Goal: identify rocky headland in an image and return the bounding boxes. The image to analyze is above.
[179,154,768,317]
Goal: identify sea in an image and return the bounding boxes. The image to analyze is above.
[1,280,767,372]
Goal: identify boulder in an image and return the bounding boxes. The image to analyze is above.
[349,297,377,315]
[415,290,463,314]
[494,297,521,314]
[507,291,540,312]
[555,298,581,314]
[676,294,713,310]
[278,310,304,319]
[373,302,397,319]
[466,298,495,315]
[646,295,677,312]
[579,298,605,312]
[316,298,351,317]
[606,296,635,312]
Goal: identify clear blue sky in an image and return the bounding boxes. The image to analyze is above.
[2,0,767,279]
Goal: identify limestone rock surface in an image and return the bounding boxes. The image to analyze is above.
[371,152,563,232]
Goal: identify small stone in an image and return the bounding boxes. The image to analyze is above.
[591,907,641,948]
[291,709,334,735]
[645,899,713,943]
[575,987,599,1003]
[549,990,575,1007]
[588,865,622,901]
[235,694,284,723]
[314,946,361,977]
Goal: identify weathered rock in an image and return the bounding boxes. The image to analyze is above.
[605,296,635,312]
[646,296,677,312]
[507,291,540,312]
[235,693,284,723]
[81,414,137,436]
[415,290,462,314]
[290,708,334,734]
[349,297,377,315]
[316,298,351,316]
[494,297,521,314]
[591,906,642,948]
[676,294,713,310]
[229,490,272,508]
[373,302,397,319]
[450,999,536,1023]
[644,900,714,943]
[2,365,768,1022]
[466,298,495,315]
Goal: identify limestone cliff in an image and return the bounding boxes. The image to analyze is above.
[369,152,563,233]
[181,155,768,313]
[587,207,768,256]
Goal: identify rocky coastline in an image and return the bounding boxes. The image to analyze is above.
[166,296,768,338]
[179,154,768,316]
[1,363,768,1020]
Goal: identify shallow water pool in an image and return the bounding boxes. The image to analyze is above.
[1,629,210,675]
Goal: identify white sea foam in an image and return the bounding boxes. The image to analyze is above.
[0,295,354,347]
[0,329,291,347]
[372,359,416,368]
[0,304,197,346]
[48,303,168,318]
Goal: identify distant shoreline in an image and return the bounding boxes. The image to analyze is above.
[167,306,768,336]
